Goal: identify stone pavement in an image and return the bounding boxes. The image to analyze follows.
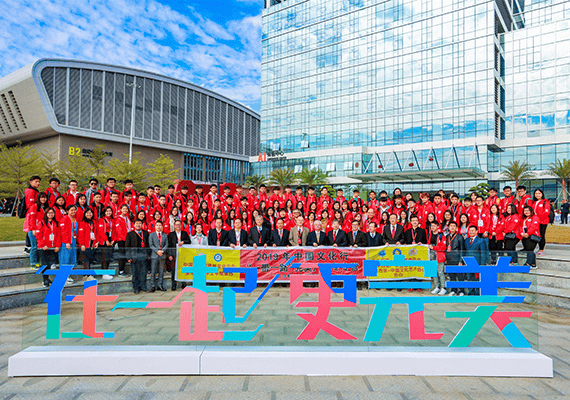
[2,288,570,399]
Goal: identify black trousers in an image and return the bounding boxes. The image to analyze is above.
[117,240,127,273]
[539,224,547,251]
[131,258,148,291]
[99,244,114,269]
[38,249,56,284]
[522,237,538,266]
[504,238,519,263]
[562,212,568,224]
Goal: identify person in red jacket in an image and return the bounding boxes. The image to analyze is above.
[504,203,522,264]
[500,186,517,215]
[417,193,435,228]
[473,196,491,264]
[115,204,133,276]
[521,205,541,268]
[532,189,551,256]
[97,206,116,279]
[488,204,504,262]
[517,185,533,215]
[64,180,80,208]
[432,193,448,223]
[37,207,60,287]
[59,205,79,284]
[427,221,448,295]
[23,175,41,267]
[45,177,61,207]
[449,194,464,222]
[78,208,98,271]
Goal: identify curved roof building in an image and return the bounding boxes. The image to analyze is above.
[0,59,260,183]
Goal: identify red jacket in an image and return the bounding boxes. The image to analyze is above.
[517,194,533,215]
[64,191,80,208]
[433,202,448,223]
[27,204,45,232]
[45,188,60,207]
[504,214,522,240]
[489,214,505,241]
[521,215,541,237]
[114,215,132,241]
[77,221,98,248]
[449,203,463,222]
[97,217,116,244]
[24,187,39,209]
[533,199,551,225]
[37,220,61,248]
[429,231,447,263]
[418,202,435,227]
[500,196,517,214]
[473,206,491,235]
[60,215,79,244]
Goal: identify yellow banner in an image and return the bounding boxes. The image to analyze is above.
[176,247,241,282]
[365,245,430,280]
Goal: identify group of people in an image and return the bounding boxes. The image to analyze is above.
[23,174,551,295]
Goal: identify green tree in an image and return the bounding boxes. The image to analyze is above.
[268,167,296,188]
[0,143,45,198]
[549,158,570,203]
[147,154,180,189]
[245,174,267,188]
[501,160,535,187]
[58,155,94,190]
[104,152,148,190]
[87,144,110,177]
[469,182,490,198]
[296,167,329,187]
[41,151,60,188]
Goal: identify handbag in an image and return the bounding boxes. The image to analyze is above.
[530,234,541,243]
[505,232,517,240]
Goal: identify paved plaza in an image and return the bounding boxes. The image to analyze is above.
[1,285,570,399]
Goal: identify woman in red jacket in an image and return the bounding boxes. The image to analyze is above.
[521,205,541,268]
[488,204,504,262]
[97,206,115,279]
[503,204,521,264]
[532,189,551,256]
[78,208,98,271]
[37,207,60,287]
[53,195,67,223]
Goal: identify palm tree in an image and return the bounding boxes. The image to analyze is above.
[501,160,535,188]
[268,167,296,188]
[296,167,329,187]
[549,159,570,202]
[244,174,266,188]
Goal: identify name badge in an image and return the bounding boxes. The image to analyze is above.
[478,219,484,227]
[91,232,96,240]
[49,234,54,242]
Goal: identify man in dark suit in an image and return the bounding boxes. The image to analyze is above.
[327,219,348,247]
[167,220,191,291]
[228,218,249,248]
[382,213,405,245]
[307,220,328,246]
[464,225,484,295]
[446,221,466,296]
[125,219,150,294]
[347,220,368,247]
[366,221,383,247]
[208,217,229,247]
[404,215,427,245]
[149,220,169,292]
[248,215,272,248]
[271,218,290,247]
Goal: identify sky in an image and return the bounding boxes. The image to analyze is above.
[0,0,263,112]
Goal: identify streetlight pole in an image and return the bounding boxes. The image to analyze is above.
[126,80,140,164]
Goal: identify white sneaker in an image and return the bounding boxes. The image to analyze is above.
[66,277,75,284]
[50,264,58,270]
[448,291,456,296]
[86,276,95,281]
[102,274,113,280]
[438,288,447,295]
[431,288,440,294]
[459,292,465,296]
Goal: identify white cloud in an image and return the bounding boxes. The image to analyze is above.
[0,0,261,111]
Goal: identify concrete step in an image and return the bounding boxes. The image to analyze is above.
[0,275,176,311]
[537,256,570,272]
[0,253,29,270]
[0,267,42,288]
[533,269,570,290]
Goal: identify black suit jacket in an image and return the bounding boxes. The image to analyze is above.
[125,230,149,260]
[446,232,465,265]
[382,224,405,244]
[207,229,229,247]
[228,229,249,247]
[248,226,271,246]
[271,229,290,246]
[403,227,427,245]
[327,230,348,246]
[167,230,191,257]
[366,232,383,247]
[347,230,368,247]
[307,230,328,246]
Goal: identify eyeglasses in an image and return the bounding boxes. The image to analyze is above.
[90,183,97,185]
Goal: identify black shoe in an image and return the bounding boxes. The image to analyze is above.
[43,281,50,288]
[171,286,177,291]
[118,271,126,276]
[159,287,166,292]
[150,287,156,293]
[134,289,140,294]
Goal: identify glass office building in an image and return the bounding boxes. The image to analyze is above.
[256,0,570,200]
